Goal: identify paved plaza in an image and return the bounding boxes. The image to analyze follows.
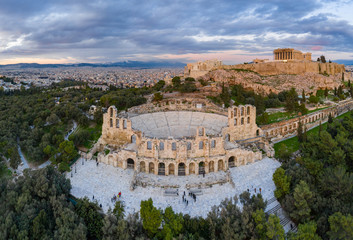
[68,157,281,218]
[129,111,228,139]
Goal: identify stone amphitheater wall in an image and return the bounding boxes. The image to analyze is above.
[127,97,227,116]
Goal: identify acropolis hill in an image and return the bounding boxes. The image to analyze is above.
[184,48,350,94]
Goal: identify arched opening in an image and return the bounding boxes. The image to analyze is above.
[199,141,204,149]
[147,141,152,150]
[198,162,205,175]
[169,163,175,175]
[159,142,164,150]
[187,142,191,150]
[149,162,155,173]
[209,161,214,172]
[228,156,235,168]
[158,163,165,175]
[178,163,185,176]
[127,158,134,169]
[131,135,136,143]
[189,162,195,174]
[140,161,146,172]
[172,142,177,151]
[218,160,224,171]
[225,134,230,142]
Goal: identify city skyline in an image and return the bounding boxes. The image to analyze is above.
[1,0,353,64]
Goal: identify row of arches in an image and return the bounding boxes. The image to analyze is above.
[125,156,243,176]
[266,111,335,138]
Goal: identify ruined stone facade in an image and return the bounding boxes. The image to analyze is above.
[184,59,223,79]
[262,99,353,141]
[273,48,312,61]
[97,103,263,176]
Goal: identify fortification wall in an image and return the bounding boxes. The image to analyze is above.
[222,62,345,76]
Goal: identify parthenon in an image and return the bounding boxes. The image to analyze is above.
[273,48,312,61]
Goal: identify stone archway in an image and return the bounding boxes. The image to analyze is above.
[169,163,175,175]
[209,161,214,172]
[178,163,185,176]
[149,162,155,174]
[127,158,134,169]
[158,163,165,175]
[198,162,205,175]
[189,162,195,174]
[218,160,224,171]
[228,156,235,168]
[140,161,146,172]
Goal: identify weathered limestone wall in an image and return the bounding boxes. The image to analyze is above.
[262,99,353,141]
[223,105,262,141]
[184,59,223,78]
[222,62,345,76]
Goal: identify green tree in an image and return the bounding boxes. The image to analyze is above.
[293,221,321,240]
[113,200,125,220]
[161,207,183,239]
[285,88,298,112]
[273,167,291,199]
[140,198,162,238]
[320,55,326,63]
[297,121,304,143]
[75,197,104,240]
[153,92,163,102]
[328,212,353,239]
[252,209,267,239]
[290,181,313,223]
[172,76,181,88]
[266,214,285,240]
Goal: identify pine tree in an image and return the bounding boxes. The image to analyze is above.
[328,113,333,124]
[290,181,313,223]
[297,121,304,143]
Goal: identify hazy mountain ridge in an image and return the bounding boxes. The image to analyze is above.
[0,61,186,69]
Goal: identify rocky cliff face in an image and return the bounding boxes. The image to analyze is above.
[202,69,344,95]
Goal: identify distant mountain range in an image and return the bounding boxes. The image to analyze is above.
[0,61,186,69]
[334,60,353,65]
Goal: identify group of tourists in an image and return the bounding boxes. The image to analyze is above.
[111,192,122,203]
[182,191,198,207]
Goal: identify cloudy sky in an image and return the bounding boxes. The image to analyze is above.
[0,0,353,64]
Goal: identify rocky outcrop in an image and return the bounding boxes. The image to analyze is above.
[202,69,344,95]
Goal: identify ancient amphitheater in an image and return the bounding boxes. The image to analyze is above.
[97,100,266,176]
